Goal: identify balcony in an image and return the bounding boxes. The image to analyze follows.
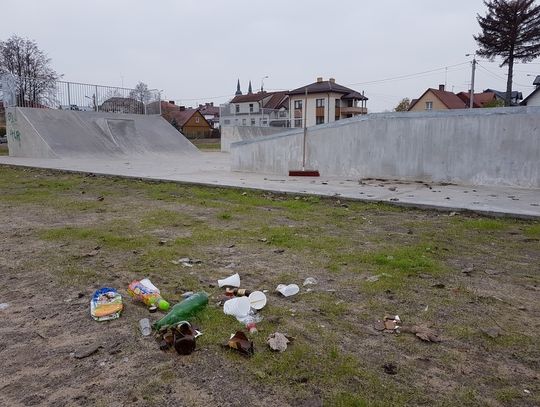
[339,106,367,115]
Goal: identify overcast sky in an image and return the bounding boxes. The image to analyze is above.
[2,0,539,112]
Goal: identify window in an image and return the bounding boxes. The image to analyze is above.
[294,119,302,127]
[335,99,340,108]
[249,104,254,113]
[294,100,303,109]
[316,116,324,125]
[235,104,240,113]
[251,118,255,126]
[425,101,433,110]
[224,119,230,125]
[316,98,324,108]
[242,118,246,126]
[195,117,200,123]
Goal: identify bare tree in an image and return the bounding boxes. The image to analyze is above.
[0,35,60,106]
[474,0,540,106]
[129,81,151,104]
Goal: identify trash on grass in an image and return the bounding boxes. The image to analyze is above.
[236,310,263,333]
[181,291,194,298]
[218,273,241,288]
[223,296,251,317]
[400,325,441,343]
[139,318,151,336]
[127,278,170,311]
[0,303,9,310]
[156,321,201,355]
[225,287,252,297]
[303,277,318,286]
[481,327,501,339]
[171,258,202,267]
[153,292,208,331]
[90,288,123,321]
[225,331,254,357]
[276,284,300,297]
[248,291,267,310]
[267,332,293,352]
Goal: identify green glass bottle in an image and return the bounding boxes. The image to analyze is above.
[153,292,208,331]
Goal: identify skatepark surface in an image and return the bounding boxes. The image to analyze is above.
[1,152,539,219]
[2,107,539,219]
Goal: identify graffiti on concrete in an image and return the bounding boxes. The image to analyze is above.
[6,111,21,144]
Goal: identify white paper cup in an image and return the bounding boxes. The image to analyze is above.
[248,291,267,310]
[276,284,299,297]
[218,273,241,288]
[223,296,251,317]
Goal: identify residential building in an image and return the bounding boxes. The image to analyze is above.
[408,85,468,111]
[197,102,220,129]
[288,77,368,128]
[521,75,540,107]
[161,101,212,139]
[220,80,289,127]
[484,88,523,106]
[456,91,499,108]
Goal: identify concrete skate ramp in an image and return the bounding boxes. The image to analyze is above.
[231,106,540,188]
[6,107,200,158]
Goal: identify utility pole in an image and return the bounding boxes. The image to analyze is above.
[466,53,477,109]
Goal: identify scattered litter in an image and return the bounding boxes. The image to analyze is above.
[524,389,531,395]
[223,297,251,317]
[449,211,457,217]
[224,263,236,269]
[157,322,201,355]
[158,239,167,246]
[303,277,318,286]
[181,291,194,298]
[481,327,501,339]
[225,331,254,357]
[127,278,170,311]
[366,275,380,282]
[153,292,208,331]
[90,288,123,321]
[218,273,241,288]
[276,284,300,297]
[383,362,398,375]
[171,257,202,267]
[273,249,285,254]
[74,344,101,359]
[248,291,267,310]
[237,310,263,333]
[375,315,440,342]
[484,269,502,276]
[225,287,251,297]
[258,238,268,243]
[97,196,104,201]
[241,192,247,196]
[0,303,9,310]
[267,332,293,352]
[139,318,151,336]
[227,244,236,248]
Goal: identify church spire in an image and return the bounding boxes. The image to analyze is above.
[235,79,242,96]
[248,80,253,94]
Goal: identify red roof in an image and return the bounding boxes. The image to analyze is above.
[161,101,211,128]
[408,88,467,110]
[456,91,497,108]
[230,92,270,103]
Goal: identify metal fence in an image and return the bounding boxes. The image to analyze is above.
[219,103,291,128]
[0,74,161,115]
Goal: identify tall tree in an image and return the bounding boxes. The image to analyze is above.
[394,97,411,112]
[0,35,60,106]
[474,0,540,106]
[129,81,151,104]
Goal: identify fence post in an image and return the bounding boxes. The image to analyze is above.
[95,85,98,112]
[67,82,71,108]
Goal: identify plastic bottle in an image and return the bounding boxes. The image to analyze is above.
[153,292,209,331]
[236,310,263,334]
[139,318,151,336]
[127,278,170,311]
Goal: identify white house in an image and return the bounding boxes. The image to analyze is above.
[288,77,368,128]
[521,75,540,107]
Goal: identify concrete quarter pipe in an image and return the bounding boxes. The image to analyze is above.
[5,107,200,159]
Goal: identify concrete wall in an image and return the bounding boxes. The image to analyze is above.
[230,107,540,188]
[221,125,289,152]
